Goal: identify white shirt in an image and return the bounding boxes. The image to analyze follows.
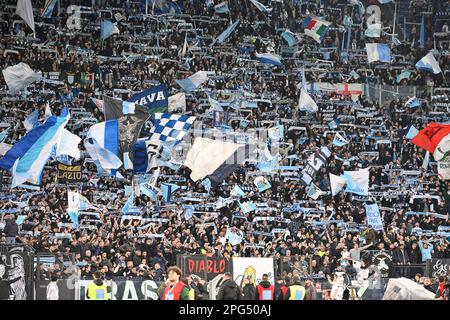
[46,281,59,300]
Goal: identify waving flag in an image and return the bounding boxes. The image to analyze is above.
[148,113,196,142]
[405,97,421,109]
[2,63,40,95]
[415,52,442,74]
[411,123,450,161]
[239,201,257,214]
[405,125,419,140]
[365,23,381,38]
[127,84,168,113]
[168,92,186,112]
[365,203,383,231]
[176,71,209,92]
[307,183,323,200]
[254,176,271,192]
[333,132,349,146]
[23,109,39,132]
[365,43,391,63]
[343,169,370,196]
[16,0,35,33]
[281,30,296,47]
[302,17,330,43]
[161,183,180,202]
[216,20,240,44]
[249,0,272,13]
[215,1,229,13]
[231,185,246,197]
[0,108,70,187]
[255,53,282,66]
[396,70,411,84]
[41,0,58,18]
[298,89,318,113]
[100,20,119,40]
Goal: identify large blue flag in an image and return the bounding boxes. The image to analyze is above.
[127,84,168,113]
[0,108,70,187]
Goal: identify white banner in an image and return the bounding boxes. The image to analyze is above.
[232,257,274,288]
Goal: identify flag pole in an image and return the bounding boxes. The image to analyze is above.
[391,0,397,44]
[146,0,148,15]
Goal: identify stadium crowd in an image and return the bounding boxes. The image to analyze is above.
[0,0,449,300]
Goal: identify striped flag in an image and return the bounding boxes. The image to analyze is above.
[41,0,58,18]
[0,108,70,187]
[415,52,442,74]
[405,97,421,109]
[255,52,282,66]
[302,17,330,43]
[161,183,180,202]
[214,1,229,13]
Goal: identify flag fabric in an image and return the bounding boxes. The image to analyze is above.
[215,1,229,13]
[184,204,194,220]
[231,185,246,197]
[68,191,96,212]
[302,17,330,43]
[84,120,122,170]
[254,176,271,192]
[184,137,244,182]
[365,203,383,231]
[419,15,425,48]
[202,178,211,193]
[365,43,391,63]
[216,20,240,44]
[333,132,349,147]
[161,183,180,202]
[127,84,168,114]
[16,0,35,32]
[239,201,257,214]
[422,151,430,170]
[411,123,450,161]
[150,0,181,15]
[396,70,411,84]
[301,64,307,92]
[139,182,160,200]
[329,173,347,196]
[405,97,421,109]
[23,109,39,132]
[405,125,419,140]
[122,190,135,214]
[2,63,40,95]
[328,119,340,130]
[147,113,196,142]
[168,93,186,112]
[343,169,370,196]
[255,53,282,66]
[146,139,180,171]
[249,0,272,13]
[281,30,296,47]
[44,102,52,120]
[41,0,58,18]
[415,52,442,74]
[100,20,119,40]
[268,125,284,141]
[365,23,381,38]
[102,96,150,161]
[55,129,81,160]
[307,183,323,200]
[298,89,318,113]
[176,71,209,92]
[0,108,70,187]
[180,34,188,58]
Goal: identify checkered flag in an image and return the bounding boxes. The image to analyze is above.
[148,113,196,142]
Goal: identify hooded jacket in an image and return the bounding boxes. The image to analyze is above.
[216,279,242,300]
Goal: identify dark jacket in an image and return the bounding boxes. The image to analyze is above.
[304,284,317,300]
[216,279,242,300]
[392,248,410,264]
[0,277,21,300]
[3,219,19,237]
[242,283,257,300]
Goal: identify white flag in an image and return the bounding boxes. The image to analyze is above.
[330,173,347,196]
[2,63,40,95]
[298,89,318,113]
[168,92,186,112]
[16,0,35,33]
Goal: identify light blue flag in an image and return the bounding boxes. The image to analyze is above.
[366,43,391,63]
[16,215,27,225]
[68,211,79,228]
[422,151,430,171]
[41,0,58,18]
[396,70,411,84]
[0,126,9,143]
[202,178,212,194]
[161,183,180,202]
[415,52,442,74]
[343,170,369,196]
[328,119,340,130]
[216,20,240,44]
[183,204,194,220]
[215,1,229,14]
[122,190,134,214]
[365,203,383,231]
[255,53,282,66]
[23,109,39,132]
[239,201,257,214]
[405,97,421,109]
[333,132,349,147]
[140,182,159,200]
[254,176,271,192]
[281,30,296,47]
[100,20,119,40]
[231,185,246,197]
[0,108,70,187]
[175,71,209,92]
[406,125,419,139]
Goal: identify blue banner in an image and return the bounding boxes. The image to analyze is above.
[128,84,168,113]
